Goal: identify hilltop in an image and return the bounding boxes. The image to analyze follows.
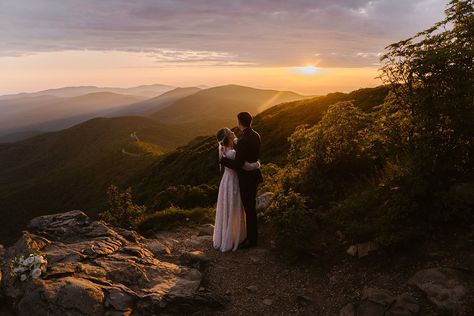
[150,84,308,136]
[109,87,201,116]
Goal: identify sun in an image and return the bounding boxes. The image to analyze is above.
[294,65,320,75]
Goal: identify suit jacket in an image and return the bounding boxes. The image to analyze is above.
[220,127,264,186]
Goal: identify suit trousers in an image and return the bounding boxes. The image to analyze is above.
[240,179,259,245]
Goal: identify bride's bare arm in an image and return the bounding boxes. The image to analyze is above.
[242,160,261,171]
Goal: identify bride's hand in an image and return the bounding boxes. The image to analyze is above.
[242,160,261,171]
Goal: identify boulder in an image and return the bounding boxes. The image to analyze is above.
[356,300,385,316]
[341,289,419,316]
[0,211,224,315]
[180,250,210,270]
[362,287,395,307]
[385,293,420,316]
[141,238,169,256]
[296,295,313,306]
[346,242,380,258]
[408,267,467,312]
[246,285,258,293]
[197,224,214,236]
[262,298,273,306]
[346,245,358,257]
[339,303,356,316]
[256,192,274,211]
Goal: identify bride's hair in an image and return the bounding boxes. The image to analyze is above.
[216,127,232,146]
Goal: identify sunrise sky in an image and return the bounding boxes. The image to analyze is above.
[0,0,446,95]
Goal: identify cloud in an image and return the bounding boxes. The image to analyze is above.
[145,49,255,66]
[0,0,447,67]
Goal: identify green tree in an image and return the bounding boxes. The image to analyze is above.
[285,101,376,205]
[99,185,146,230]
[380,0,474,186]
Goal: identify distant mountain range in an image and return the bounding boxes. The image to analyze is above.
[150,84,308,136]
[0,92,146,135]
[151,84,305,123]
[0,85,387,245]
[0,84,174,100]
[0,84,308,142]
[109,87,202,117]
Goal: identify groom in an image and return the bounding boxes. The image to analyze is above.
[220,112,263,248]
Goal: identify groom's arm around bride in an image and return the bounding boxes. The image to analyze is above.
[220,112,263,247]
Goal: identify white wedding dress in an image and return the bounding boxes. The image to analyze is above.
[213,148,248,252]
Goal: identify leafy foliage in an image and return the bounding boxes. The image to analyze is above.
[267,190,315,256]
[285,101,379,206]
[380,0,474,184]
[99,185,146,230]
[268,1,474,255]
[149,184,218,212]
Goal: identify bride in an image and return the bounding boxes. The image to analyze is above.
[213,127,260,252]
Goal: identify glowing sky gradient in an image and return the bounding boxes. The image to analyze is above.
[0,0,447,95]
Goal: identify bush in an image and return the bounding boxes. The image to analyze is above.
[285,101,379,207]
[150,184,218,212]
[99,185,146,230]
[326,185,419,246]
[268,190,316,256]
[138,207,215,233]
[258,163,284,195]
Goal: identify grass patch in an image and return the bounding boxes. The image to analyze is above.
[138,207,215,233]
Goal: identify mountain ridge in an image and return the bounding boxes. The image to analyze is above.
[0,83,175,100]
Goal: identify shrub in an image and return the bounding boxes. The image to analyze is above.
[326,185,419,246]
[150,184,218,212]
[138,207,215,233]
[99,185,146,230]
[285,101,379,207]
[268,190,316,256]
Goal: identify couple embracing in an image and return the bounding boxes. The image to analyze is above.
[213,112,263,252]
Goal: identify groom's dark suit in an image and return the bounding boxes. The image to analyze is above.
[220,127,263,246]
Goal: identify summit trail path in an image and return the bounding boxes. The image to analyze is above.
[149,224,474,315]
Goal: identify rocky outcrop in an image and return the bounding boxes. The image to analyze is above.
[339,287,419,316]
[408,268,467,312]
[0,211,224,316]
[346,242,379,258]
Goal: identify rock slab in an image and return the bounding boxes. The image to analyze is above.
[340,288,419,316]
[408,267,467,312]
[0,210,224,316]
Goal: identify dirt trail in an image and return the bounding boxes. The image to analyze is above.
[151,224,474,315]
